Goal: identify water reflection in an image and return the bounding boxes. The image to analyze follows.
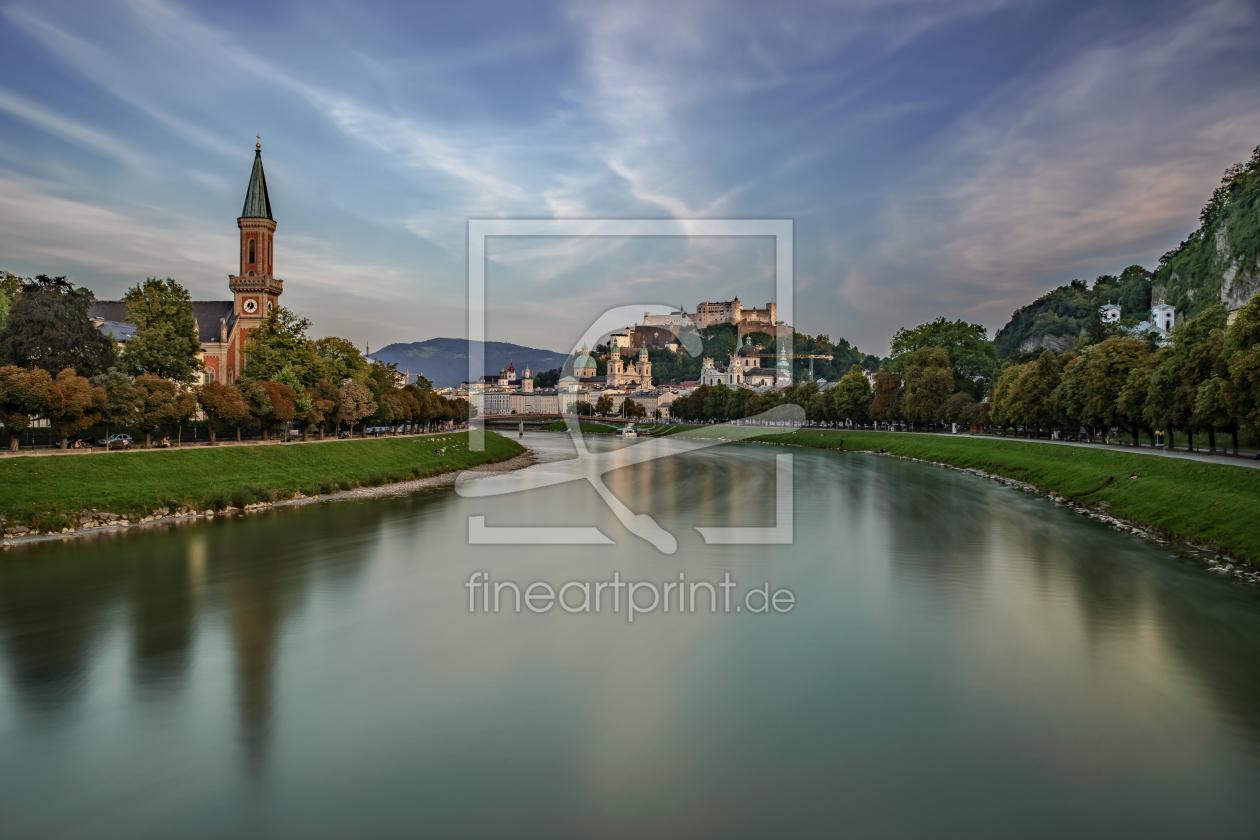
[0,437,1259,836]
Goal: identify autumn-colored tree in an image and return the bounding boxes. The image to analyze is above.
[594,394,614,417]
[307,380,342,438]
[1080,337,1148,440]
[1021,351,1064,436]
[988,364,1023,430]
[196,381,249,445]
[0,364,53,450]
[134,374,196,448]
[47,368,107,449]
[257,380,296,441]
[338,379,376,436]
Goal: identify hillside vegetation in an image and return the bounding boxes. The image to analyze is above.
[1156,146,1260,318]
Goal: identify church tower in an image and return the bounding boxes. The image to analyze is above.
[229,140,283,348]
[637,345,652,387]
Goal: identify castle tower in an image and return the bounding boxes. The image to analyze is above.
[228,141,282,371]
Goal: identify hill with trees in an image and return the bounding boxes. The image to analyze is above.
[1155,145,1260,318]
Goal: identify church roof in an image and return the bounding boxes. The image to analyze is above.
[241,146,273,220]
[88,300,237,344]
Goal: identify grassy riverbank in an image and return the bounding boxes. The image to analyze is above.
[753,429,1260,563]
[0,431,524,532]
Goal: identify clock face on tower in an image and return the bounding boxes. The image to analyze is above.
[243,298,259,314]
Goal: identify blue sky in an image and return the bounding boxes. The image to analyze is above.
[1,0,1258,354]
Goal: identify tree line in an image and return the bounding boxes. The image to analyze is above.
[668,296,1260,456]
[0,274,468,450]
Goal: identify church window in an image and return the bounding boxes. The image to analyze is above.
[266,239,271,267]
[248,239,256,264]
[205,368,216,383]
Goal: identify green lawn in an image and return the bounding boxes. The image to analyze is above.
[753,429,1260,563]
[0,431,524,531]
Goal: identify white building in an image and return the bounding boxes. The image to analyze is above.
[1100,303,1121,324]
[1151,303,1175,333]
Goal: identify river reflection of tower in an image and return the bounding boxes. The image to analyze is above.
[211,504,381,775]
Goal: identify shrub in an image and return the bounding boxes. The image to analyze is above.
[201,489,230,511]
[229,486,253,508]
[250,483,276,503]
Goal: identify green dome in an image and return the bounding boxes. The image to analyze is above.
[574,347,597,370]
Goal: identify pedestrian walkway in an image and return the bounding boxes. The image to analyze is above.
[856,428,1260,470]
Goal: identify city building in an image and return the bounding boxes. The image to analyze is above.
[606,345,653,389]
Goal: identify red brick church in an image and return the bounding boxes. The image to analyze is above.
[89,141,284,384]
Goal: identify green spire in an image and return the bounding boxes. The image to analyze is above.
[241,142,273,220]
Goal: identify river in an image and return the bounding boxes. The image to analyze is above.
[1,432,1259,838]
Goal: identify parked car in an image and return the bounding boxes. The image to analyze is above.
[105,434,133,449]
[66,434,94,448]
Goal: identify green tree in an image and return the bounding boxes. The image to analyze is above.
[890,317,996,396]
[0,276,116,377]
[594,394,614,417]
[120,277,203,384]
[1081,337,1148,440]
[90,368,142,449]
[941,392,975,426]
[47,368,107,449]
[902,346,953,426]
[832,365,873,424]
[870,370,903,424]
[273,367,312,435]
[235,377,273,440]
[313,336,369,385]
[1220,291,1260,449]
[0,364,53,450]
[242,307,317,383]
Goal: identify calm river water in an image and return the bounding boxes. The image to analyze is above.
[2,433,1260,838]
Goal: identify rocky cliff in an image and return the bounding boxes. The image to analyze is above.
[1155,146,1260,319]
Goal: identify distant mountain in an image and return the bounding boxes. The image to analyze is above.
[369,337,568,388]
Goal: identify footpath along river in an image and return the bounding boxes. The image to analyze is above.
[1,432,1259,838]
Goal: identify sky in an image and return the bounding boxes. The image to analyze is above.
[1,0,1258,355]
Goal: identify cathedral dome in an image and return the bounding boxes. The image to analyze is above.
[573,347,597,370]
